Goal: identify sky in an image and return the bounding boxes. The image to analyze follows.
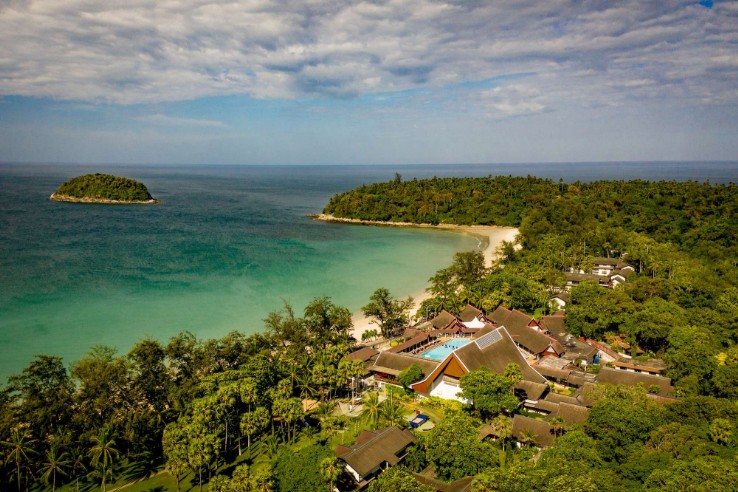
[0,0,737,165]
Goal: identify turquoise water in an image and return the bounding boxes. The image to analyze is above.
[422,339,472,361]
[1,162,737,382]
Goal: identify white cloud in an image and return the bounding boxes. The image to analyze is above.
[0,0,736,115]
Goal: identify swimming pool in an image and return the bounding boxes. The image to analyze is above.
[421,339,471,360]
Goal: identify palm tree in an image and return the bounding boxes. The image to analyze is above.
[40,446,70,492]
[518,429,539,448]
[549,416,566,438]
[68,445,87,492]
[88,427,119,492]
[379,399,405,428]
[360,392,381,430]
[491,416,513,451]
[1,427,37,492]
[320,457,341,492]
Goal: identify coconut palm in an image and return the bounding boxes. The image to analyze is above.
[549,416,566,438]
[379,399,406,428]
[320,457,342,492]
[88,427,119,492]
[40,446,70,492]
[1,427,37,492]
[360,392,381,430]
[491,416,513,451]
[68,445,87,492]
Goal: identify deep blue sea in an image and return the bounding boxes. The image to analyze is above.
[1,161,737,381]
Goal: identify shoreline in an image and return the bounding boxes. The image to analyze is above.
[311,214,518,341]
[49,193,160,204]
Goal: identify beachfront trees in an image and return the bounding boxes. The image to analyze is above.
[1,427,37,492]
[362,288,414,338]
[88,427,119,492]
[6,355,74,441]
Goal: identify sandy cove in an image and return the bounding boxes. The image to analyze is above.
[311,214,518,341]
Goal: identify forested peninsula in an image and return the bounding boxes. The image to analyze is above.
[50,173,158,204]
[3,175,738,491]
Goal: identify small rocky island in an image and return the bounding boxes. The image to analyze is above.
[50,173,159,204]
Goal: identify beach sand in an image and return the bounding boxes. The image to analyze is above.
[311,216,518,341]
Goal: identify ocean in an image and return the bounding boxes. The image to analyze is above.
[1,161,737,381]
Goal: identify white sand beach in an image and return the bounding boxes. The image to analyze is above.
[312,215,519,341]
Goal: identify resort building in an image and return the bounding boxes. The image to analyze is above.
[335,426,416,488]
[409,327,548,402]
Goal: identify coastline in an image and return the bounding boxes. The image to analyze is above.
[49,192,160,204]
[312,214,518,341]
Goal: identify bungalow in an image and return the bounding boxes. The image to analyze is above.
[564,272,610,290]
[489,307,564,359]
[610,267,634,287]
[410,327,548,402]
[511,415,555,448]
[596,367,674,396]
[369,352,440,385]
[549,292,569,311]
[458,304,489,329]
[430,310,464,331]
[335,426,416,487]
[540,314,598,364]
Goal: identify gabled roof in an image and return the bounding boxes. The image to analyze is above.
[550,402,589,426]
[512,415,555,447]
[504,322,565,356]
[410,327,546,394]
[387,333,430,353]
[515,380,549,401]
[592,257,621,266]
[413,474,474,492]
[347,346,379,362]
[539,314,565,336]
[459,304,484,323]
[370,352,440,377]
[337,426,416,479]
[596,367,673,395]
[453,328,547,384]
[544,391,582,406]
[431,310,458,330]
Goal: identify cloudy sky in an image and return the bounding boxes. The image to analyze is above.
[1,0,736,165]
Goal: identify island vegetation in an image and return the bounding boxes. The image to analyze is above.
[1,174,737,491]
[50,173,158,204]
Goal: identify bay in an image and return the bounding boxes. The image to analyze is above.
[1,161,736,381]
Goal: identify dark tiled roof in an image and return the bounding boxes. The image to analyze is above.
[387,333,431,353]
[543,392,582,406]
[453,327,547,384]
[431,310,457,329]
[459,304,484,323]
[592,257,621,266]
[370,352,440,377]
[512,415,555,447]
[413,474,474,492]
[539,314,565,336]
[550,402,589,426]
[338,426,416,479]
[347,346,379,362]
[596,367,673,395]
[515,380,549,401]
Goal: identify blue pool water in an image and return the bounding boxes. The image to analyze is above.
[422,338,471,360]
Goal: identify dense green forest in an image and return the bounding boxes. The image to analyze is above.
[2,175,737,491]
[52,174,156,202]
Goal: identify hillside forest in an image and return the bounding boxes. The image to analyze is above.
[1,175,736,491]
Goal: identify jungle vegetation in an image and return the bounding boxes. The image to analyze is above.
[52,173,156,202]
[1,174,737,490]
